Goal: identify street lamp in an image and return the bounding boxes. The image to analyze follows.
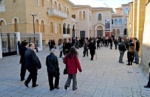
[31,14,37,44]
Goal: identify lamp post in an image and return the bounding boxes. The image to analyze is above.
[31,14,37,43]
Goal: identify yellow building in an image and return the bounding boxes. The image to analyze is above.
[0,0,76,45]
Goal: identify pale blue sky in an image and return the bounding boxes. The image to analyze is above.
[70,0,133,8]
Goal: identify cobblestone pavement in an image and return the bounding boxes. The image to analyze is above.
[0,47,150,97]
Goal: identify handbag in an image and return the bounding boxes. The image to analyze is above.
[63,67,67,74]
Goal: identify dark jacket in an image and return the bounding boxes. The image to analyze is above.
[136,40,140,52]
[88,42,96,54]
[119,42,126,52]
[46,53,59,73]
[25,49,41,70]
[20,46,28,64]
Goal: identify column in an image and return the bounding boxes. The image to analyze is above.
[38,32,43,51]
[15,32,20,55]
[0,34,2,58]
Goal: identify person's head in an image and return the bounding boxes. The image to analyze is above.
[68,47,78,58]
[29,43,35,50]
[23,41,28,47]
[51,48,57,55]
[121,39,124,43]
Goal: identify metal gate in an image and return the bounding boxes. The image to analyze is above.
[1,33,17,57]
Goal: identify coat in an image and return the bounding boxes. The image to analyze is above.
[88,42,96,55]
[46,53,59,74]
[25,49,41,70]
[63,55,82,74]
[20,46,28,64]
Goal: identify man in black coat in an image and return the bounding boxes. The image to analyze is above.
[88,39,96,61]
[24,43,41,88]
[20,41,28,81]
[118,39,126,63]
[46,48,60,91]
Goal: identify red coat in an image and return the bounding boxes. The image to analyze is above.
[63,55,82,74]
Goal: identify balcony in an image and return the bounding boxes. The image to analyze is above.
[47,8,67,19]
[0,5,5,13]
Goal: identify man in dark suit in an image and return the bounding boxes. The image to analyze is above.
[88,39,96,61]
[24,43,41,88]
[46,48,60,91]
[20,41,28,81]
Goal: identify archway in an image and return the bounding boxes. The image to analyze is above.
[124,28,127,35]
[97,26,103,37]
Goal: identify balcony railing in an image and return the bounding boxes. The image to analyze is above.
[47,8,67,19]
[0,5,5,13]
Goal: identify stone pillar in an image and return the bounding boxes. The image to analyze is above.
[15,32,21,55]
[37,32,43,51]
[0,34,2,58]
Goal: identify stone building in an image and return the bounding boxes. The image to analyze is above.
[127,0,150,74]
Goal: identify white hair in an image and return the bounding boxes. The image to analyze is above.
[51,48,57,53]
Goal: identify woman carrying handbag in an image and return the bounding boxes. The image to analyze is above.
[63,47,82,90]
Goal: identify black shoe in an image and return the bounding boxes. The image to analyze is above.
[32,84,38,88]
[144,86,150,88]
[50,88,54,91]
[127,64,130,65]
[64,85,68,90]
[73,87,77,91]
[24,82,28,87]
[21,79,24,81]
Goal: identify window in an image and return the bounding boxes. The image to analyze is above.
[119,19,122,25]
[14,18,18,32]
[83,11,86,19]
[79,11,82,20]
[40,20,45,33]
[50,22,53,33]
[124,8,129,15]
[114,19,118,25]
[98,13,102,21]
[72,15,76,19]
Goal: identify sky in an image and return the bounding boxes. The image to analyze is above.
[70,0,133,8]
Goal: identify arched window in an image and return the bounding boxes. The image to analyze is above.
[63,23,66,34]
[58,3,61,11]
[124,8,129,15]
[98,13,102,21]
[50,22,53,33]
[119,19,122,25]
[40,20,45,33]
[14,18,18,32]
[67,8,69,17]
[0,20,6,33]
[79,11,82,20]
[67,24,70,34]
[83,11,86,19]
[54,1,57,9]
[35,19,39,32]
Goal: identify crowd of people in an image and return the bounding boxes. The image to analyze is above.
[17,35,150,92]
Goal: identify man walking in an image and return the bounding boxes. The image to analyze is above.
[46,48,60,91]
[24,43,41,88]
[88,39,96,61]
[118,39,126,63]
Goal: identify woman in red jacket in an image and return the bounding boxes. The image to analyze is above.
[63,47,82,90]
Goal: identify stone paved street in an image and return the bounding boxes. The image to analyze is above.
[0,47,150,97]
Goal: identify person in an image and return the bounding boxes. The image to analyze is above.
[63,47,82,90]
[127,42,135,66]
[118,39,126,63]
[144,62,150,88]
[83,39,88,57]
[48,40,51,50]
[20,41,28,81]
[58,40,63,58]
[134,38,140,64]
[88,39,96,61]
[24,43,41,88]
[114,38,118,50]
[46,48,60,91]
